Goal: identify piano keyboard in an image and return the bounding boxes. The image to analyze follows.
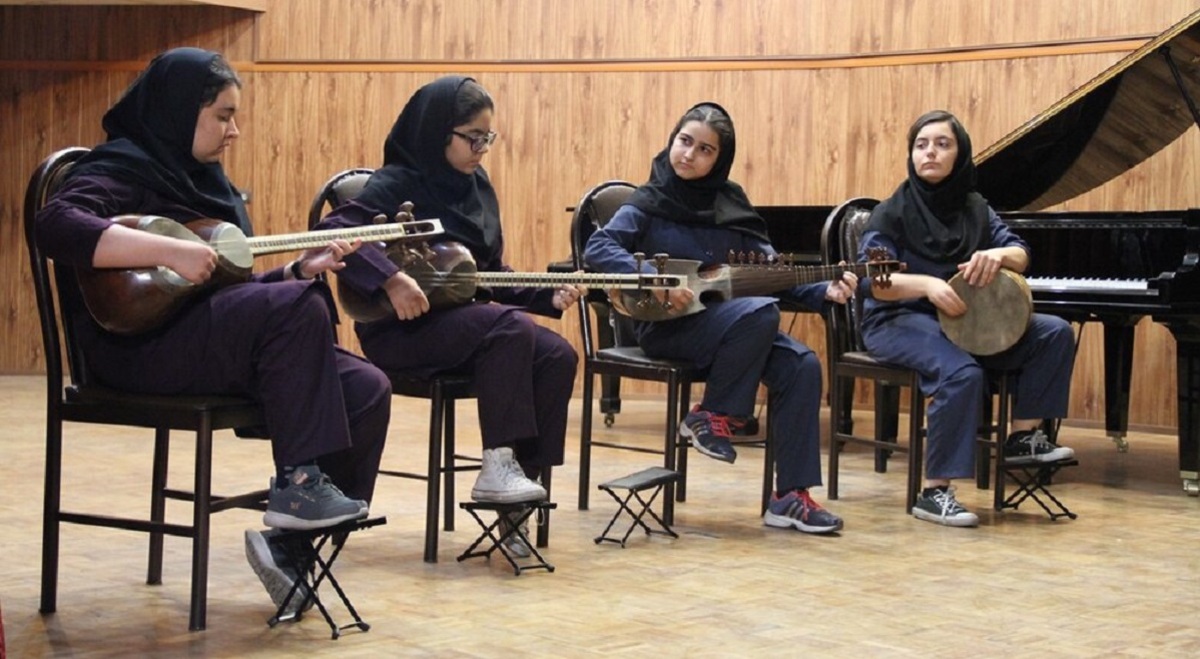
[1025,277,1157,296]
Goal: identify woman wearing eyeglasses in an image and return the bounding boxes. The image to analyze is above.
[316,76,580,556]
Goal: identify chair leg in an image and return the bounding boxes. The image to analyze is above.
[874,384,901,473]
[443,401,456,532]
[675,381,691,504]
[993,376,1011,511]
[578,368,595,511]
[761,401,774,514]
[536,466,552,548]
[148,427,169,586]
[39,417,63,615]
[424,385,444,564]
[828,373,843,500]
[836,378,855,435]
[662,374,680,526]
[906,386,925,513]
[189,419,214,632]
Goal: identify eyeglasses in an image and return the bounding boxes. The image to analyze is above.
[451,130,498,153]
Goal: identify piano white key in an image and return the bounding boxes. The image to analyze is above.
[1025,277,1150,293]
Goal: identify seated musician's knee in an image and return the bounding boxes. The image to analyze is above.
[943,361,985,402]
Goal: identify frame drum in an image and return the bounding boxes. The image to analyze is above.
[937,268,1032,355]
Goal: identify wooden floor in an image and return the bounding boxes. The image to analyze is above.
[2,374,1199,657]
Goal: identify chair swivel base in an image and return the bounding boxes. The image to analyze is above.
[1000,458,1079,521]
[457,501,557,575]
[595,467,682,547]
[267,516,387,640]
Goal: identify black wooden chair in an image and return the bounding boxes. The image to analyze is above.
[572,180,775,524]
[26,147,271,631]
[821,197,927,512]
[309,168,552,562]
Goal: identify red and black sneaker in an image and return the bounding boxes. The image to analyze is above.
[679,405,737,463]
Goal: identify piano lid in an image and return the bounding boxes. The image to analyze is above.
[976,8,1200,212]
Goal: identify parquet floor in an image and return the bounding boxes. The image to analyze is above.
[1,375,1198,658]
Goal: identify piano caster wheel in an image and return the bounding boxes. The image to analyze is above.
[604,412,615,428]
[1110,434,1129,453]
[1184,479,1200,497]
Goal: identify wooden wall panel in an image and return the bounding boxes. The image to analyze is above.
[255,0,1198,61]
[0,6,256,61]
[1,0,1196,431]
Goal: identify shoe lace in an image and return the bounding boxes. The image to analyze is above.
[696,410,733,438]
[794,489,823,512]
[1026,429,1055,451]
[931,488,967,520]
[500,455,540,490]
[308,472,350,500]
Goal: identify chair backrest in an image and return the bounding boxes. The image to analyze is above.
[569,181,638,357]
[307,168,375,230]
[24,147,94,391]
[569,180,637,267]
[819,197,880,354]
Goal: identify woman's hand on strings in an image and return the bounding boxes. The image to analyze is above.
[552,280,585,311]
[169,240,219,285]
[825,265,858,304]
[383,270,430,321]
[652,287,694,315]
[297,238,362,278]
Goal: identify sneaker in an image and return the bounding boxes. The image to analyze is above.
[1004,429,1075,464]
[270,476,369,514]
[679,405,737,463]
[912,487,979,527]
[498,510,532,559]
[471,447,547,504]
[729,415,759,436]
[244,529,313,617]
[763,489,844,533]
[262,465,369,530]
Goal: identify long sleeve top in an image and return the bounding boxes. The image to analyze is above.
[857,206,1029,325]
[583,204,830,310]
[315,199,560,320]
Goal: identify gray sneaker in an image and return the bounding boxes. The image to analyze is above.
[498,510,532,559]
[244,529,312,617]
[912,487,979,527]
[263,465,368,530]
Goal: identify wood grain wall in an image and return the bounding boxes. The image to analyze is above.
[1,0,1196,431]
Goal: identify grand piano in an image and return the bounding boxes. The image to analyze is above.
[973,7,1200,494]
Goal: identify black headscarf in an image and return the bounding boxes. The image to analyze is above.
[353,75,502,262]
[866,111,990,263]
[626,102,769,241]
[67,47,252,234]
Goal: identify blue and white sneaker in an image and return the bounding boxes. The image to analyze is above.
[763,489,843,534]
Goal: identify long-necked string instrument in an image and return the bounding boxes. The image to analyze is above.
[336,241,684,323]
[78,214,444,335]
[608,247,906,322]
[937,267,1033,355]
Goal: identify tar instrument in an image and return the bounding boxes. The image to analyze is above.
[336,241,683,323]
[609,248,905,322]
[78,214,443,335]
[937,267,1033,355]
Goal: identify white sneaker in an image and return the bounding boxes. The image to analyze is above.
[470,447,547,503]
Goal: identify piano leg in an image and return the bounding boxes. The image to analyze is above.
[1163,320,1200,496]
[1101,320,1138,452]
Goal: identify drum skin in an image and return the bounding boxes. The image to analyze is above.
[937,268,1032,356]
